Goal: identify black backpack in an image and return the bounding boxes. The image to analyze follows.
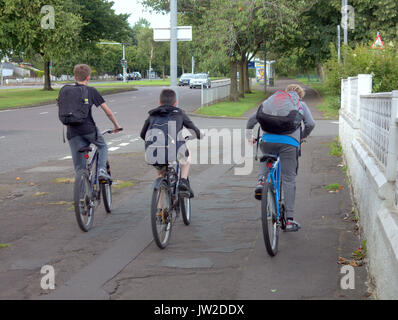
[57,84,90,126]
[145,113,178,165]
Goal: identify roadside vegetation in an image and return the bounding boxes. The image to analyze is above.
[196,90,267,118]
[0,85,136,110]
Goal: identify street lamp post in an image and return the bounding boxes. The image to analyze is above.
[170,0,178,101]
[99,42,127,83]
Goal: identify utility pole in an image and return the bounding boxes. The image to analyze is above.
[337,25,341,62]
[170,0,178,103]
[192,56,195,74]
[99,42,127,83]
[0,58,4,87]
[343,0,348,44]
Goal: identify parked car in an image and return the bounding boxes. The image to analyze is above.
[178,73,194,86]
[133,71,142,80]
[189,73,211,89]
[116,73,123,81]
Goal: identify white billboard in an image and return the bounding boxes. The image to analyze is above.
[153,26,192,42]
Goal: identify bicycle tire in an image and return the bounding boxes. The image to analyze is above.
[151,180,172,249]
[101,183,112,213]
[261,182,279,256]
[180,196,191,225]
[101,162,112,213]
[74,169,94,232]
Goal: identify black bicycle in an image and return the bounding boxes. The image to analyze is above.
[150,138,192,249]
[74,128,123,232]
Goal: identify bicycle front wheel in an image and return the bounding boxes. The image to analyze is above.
[74,169,94,232]
[151,180,172,249]
[101,183,112,213]
[261,182,279,256]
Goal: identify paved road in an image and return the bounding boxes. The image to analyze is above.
[0,81,370,300]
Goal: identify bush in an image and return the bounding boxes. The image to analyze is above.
[35,70,44,78]
[324,42,398,95]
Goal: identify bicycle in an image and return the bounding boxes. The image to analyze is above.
[150,137,193,249]
[73,128,123,232]
[258,153,287,256]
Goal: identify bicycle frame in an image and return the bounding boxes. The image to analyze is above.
[86,146,100,195]
[264,156,282,220]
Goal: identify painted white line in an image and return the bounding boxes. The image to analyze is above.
[59,156,72,160]
[331,121,339,125]
[0,136,5,139]
[118,143,129,147]
[108,147,120,152]
[130,138,140,142]
[40,112,49,115]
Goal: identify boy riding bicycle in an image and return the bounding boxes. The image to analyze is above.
[246,84,315,232]
[140,89,202,197]
[59,64,122,180]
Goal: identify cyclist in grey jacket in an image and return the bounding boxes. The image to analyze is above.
[246,84,315,232]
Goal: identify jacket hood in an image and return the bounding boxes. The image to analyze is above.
[148,105,180,116]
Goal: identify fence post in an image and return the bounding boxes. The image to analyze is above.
[356,74,373,123]
[388,91,398,187]
[347,77,351,115]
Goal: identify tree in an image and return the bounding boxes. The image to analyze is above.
[0,0,82,90]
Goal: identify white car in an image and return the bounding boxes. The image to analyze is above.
[189,73,211,89]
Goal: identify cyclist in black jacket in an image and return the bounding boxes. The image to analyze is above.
[140,89,202,197]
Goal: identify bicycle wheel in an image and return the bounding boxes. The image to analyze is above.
[261,182,279,256]
[180,196,191,225]
[101,162,112,213]
[151,180,172,249]
[74,169,94,232]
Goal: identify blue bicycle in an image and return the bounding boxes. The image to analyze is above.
[257,151,287,257]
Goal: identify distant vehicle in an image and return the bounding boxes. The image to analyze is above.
[178,73,194,86]
[116,73,123,81]
[133,72,142,80]
[189,73,211,89]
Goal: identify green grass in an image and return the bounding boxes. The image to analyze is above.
[325,183,342,192]
[0,85,136,110]
[296,77,340,120]
[0,243,11,249]
[196,90,268,117]
[328,138,343,157]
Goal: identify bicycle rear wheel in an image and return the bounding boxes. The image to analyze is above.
[151,180,172,249]
[261,182,279,256]
[74,169,94,232]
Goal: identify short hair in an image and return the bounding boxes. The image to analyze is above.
[74,64,92,82]
[160,89,177,105]
[285,84,305,99]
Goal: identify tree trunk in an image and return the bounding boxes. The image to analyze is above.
[230,59,239,102]
[244,57,251,94]
[238,60,244,98]
[181,58,185,74]
[43,60,52,91]
[162,65,165,80]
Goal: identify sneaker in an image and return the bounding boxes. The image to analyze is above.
[285,219,301,232]
[254,179,265,200]
[179,178,194,198]
[98,168,112,182]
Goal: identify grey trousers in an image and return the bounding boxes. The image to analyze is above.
[68,129,108,174]
[259,142,298,219]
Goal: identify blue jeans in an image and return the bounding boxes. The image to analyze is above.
[68,128,108,173]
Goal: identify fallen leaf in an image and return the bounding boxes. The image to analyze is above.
[338,256,348,264]
[349,260,358,267]
[34,192,48,197]
[338,185,344,190]
[339,294,345,298]
[16,177,21,181]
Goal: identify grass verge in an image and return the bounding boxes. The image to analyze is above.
[195,90,268,117]
[0,85,136,110]
[296,77,340,120]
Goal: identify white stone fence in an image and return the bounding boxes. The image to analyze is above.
[339,74,398,299]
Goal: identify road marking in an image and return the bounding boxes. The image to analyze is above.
[40,112,49,115]
[118,143,129,147]
[130,138,140,142]
[107,142,113,146]
[108,147,120,152]
[0,136,5,140]
[59,156,72,160]
[331,121,339,125]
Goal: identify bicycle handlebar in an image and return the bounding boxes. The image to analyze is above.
[102,128,123,135]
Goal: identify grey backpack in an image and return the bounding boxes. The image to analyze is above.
[256,90,304,134]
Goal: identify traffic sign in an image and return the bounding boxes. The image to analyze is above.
[372,33,385,50]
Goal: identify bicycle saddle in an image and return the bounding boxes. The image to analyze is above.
[260,153,278,162]
[78,146,92,153]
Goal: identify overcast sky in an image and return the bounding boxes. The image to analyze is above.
[111,0,170,28]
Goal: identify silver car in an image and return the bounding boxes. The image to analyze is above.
[189,73,211,89]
